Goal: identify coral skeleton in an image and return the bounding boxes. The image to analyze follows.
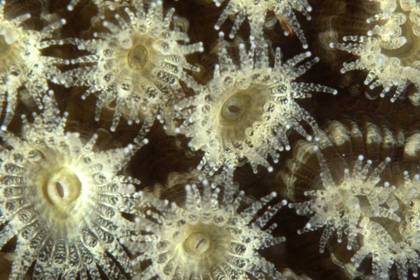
[174,35,337,174]
[0,0,66,129]
[213,0,312,48]
[63,0,203,139]
[0,92,146,279]
[331,0,420,104]
[126,169,287,279]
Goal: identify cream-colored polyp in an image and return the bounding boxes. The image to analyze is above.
[283,118,420,280]
[0,92,145,280]
[332,0,420,104]
[0,1,66,129]
[174,37,337,174]
[213,0,312,48]
[63,0,203,139]
[126,170,288,279]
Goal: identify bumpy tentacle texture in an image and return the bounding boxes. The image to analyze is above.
[0,1,66,129]
[331,0,420,104]
[174,35,337,174]
[125,170,287,279]
[63,0,203,138]
[213,0,312,48]
[282,117,420,279]
[0,92,146,279]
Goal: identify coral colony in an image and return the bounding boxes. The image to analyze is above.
[0,0,420,279]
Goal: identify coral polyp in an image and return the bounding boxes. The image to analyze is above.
[0,1,66,129]
[174,36,337,174]
[291,142,398,254]
[281,117,420,279]
[126,170,287,279]
[0,92,145,279]
[346,168,420,280]
[213,0,312,48]
[331,0,420,104]
[63,0,203,138]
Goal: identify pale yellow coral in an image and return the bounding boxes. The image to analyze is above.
[0,0,66,129]
[331,0,420,103]
[213,0,312,48]
[0,92,146,279]
[174,35,337,174]
[125,169,287,279]
[63,0,203,139]
[281,117,420,279]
